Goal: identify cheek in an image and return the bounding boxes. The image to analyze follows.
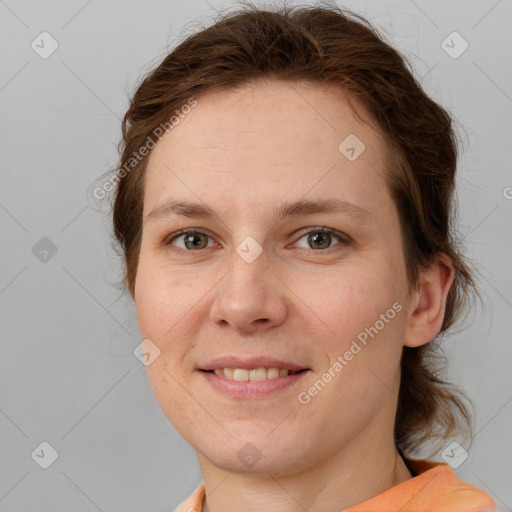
[134,264,200,430]
[134,256,212,390]
[313,266,400,335]
[134,268,179,384]
[135,254,198,338]
[308,267,406,388]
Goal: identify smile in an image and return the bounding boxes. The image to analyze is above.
[205,367,306,380]
[199,368,311,397]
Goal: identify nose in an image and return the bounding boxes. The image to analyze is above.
[209,242,288,335]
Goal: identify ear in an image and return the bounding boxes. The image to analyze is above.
[403,255,455,348]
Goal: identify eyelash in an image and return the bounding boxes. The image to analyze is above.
[164,227,352,254]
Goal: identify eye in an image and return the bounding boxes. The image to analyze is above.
[165,227,350,253]
[293,228,350,251]
[166,230,216,251]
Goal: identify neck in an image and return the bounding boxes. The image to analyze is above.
[199,429,412,512]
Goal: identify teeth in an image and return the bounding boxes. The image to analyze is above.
[211,367,299,381]
[267,367,280,379]
[249,367,267,381]
[233,369,249,381]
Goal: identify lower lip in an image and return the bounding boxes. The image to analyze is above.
[198,370,311,398]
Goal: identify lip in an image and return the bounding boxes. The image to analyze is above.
[199,368,311,398]
[198,356,309,372]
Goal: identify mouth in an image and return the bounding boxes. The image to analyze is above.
[200,367,310,381]
[197,356,312,397]
[199,366,311,397]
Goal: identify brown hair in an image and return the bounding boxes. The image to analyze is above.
[106,0,477,458]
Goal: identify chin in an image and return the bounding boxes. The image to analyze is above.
[203,451,303,475]
[196,435,315,476]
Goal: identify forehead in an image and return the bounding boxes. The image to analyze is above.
[143,79,394,221]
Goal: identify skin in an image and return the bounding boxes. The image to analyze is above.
[134,79,454,512]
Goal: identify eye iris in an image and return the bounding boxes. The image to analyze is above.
[184,232,208,250]
[308,231,331,249]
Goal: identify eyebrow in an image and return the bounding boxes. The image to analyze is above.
[145,197,374,224]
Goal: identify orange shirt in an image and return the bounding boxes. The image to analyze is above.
[173,459,496,512]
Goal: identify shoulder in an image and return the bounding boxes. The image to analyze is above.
[410,462,497,512]
[172,482,205,512]
[345,460,497,512]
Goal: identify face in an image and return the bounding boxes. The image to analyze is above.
[134,79,414,475]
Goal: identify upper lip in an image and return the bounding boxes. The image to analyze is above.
[199,356,309,372]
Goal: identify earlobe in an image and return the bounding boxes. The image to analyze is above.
[403,255,455,348]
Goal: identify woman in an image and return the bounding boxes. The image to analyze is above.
[105,2,496,511]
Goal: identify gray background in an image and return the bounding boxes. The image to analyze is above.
[1,0,511,510]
